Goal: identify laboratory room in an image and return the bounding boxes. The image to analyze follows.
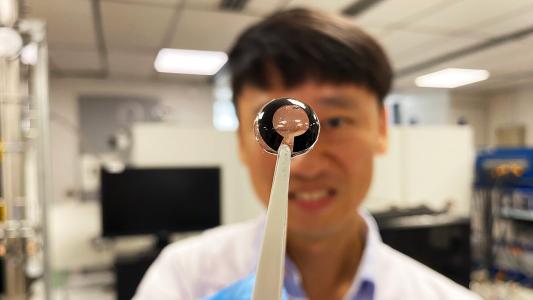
[3,0,533,299]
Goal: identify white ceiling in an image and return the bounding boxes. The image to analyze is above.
[26,0,533,91]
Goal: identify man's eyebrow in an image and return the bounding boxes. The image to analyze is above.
[316,96,355,108]
[250,96,355,113]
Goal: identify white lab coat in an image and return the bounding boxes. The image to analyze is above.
[134,212,483,300]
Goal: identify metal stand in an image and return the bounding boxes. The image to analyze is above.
[0,0,51,299]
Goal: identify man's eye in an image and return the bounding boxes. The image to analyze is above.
[324,117,353,128]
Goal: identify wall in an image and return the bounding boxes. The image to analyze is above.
[452,86,533,149]
[450,93,489,149]
[485,87,533,147]
[365,126,475,216]
[386,90,451,125]
[49,78,214,203]
[48,78,214,270]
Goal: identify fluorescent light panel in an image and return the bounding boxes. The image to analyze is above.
[415,68,490,88]
[154,48,228,75]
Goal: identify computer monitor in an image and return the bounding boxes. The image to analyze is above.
[100,167,220,238]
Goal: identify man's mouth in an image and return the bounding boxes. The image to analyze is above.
[288,189,336,211]
[289,189,330,201]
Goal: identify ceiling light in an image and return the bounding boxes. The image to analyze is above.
[154,48,228,75]
[415,68,490,88]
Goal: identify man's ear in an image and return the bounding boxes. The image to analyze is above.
[377,106,388,154]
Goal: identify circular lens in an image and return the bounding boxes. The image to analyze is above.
[254,98,319,157]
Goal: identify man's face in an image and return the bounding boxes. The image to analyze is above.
[237,80,387,238]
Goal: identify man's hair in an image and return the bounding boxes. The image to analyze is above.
[228,8,393,112]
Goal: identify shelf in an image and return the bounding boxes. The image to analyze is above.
[501,208,533,222]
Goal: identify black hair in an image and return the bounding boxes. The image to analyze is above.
[227,8,393,113]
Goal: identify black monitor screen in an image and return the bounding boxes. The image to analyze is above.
[100,167,220,237]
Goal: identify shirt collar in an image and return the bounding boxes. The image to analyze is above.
[346,209,380,300]
[281,209,381,299]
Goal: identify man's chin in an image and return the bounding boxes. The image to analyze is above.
[286,212,364,241]
[287,222,343,240]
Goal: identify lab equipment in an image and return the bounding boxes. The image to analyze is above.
[0,0,52,298]
[252,98,319,300]
[100,167,220,246]
[472,148,533,291]
[375,210,471,287]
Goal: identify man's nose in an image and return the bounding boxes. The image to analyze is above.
[290,140,329,179]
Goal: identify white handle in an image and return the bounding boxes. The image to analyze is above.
[252,144,291,300]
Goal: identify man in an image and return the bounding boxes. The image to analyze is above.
[134,8,482,300]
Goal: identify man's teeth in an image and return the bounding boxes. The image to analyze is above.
[293,190,329,201]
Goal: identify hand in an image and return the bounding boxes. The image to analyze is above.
[203,274,288,300]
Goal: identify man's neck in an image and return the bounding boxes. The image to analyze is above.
[286,214,367,300]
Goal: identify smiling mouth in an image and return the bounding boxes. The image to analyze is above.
[289,189,333,201]
[288,189,336,211]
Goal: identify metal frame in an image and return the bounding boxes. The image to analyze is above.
[0,0,51,298]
